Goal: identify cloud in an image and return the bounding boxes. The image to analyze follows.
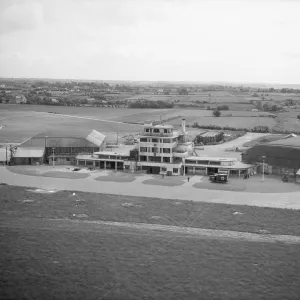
[0,0,299,83]
[0,0,44,34]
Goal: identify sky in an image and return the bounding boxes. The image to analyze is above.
[0,0,299,83]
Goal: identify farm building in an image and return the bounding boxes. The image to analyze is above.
[242,136,300,175]
[195,131,224,145]
[11,129,106,165]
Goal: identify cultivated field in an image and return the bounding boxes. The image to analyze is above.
[1,185,300,300]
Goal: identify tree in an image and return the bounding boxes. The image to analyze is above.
[263,103,269,111]
[297,114,300,119]
[178,87,188,95]
[213,109,221,117]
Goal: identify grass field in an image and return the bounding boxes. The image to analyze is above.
[1,185,300,300]
[1,185,300,235]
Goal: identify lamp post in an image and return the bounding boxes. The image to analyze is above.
[261,156,266,182]
[52,147,55,168]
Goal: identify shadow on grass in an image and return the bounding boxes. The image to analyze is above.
[42,171,89,179]
[94,172,137,183]
[193,181,246,192]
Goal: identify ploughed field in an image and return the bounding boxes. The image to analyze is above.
[1,185,300,300]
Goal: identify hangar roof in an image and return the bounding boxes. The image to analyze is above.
[20,130,106,148]
[14,147,45,158]
[266,136,300,148]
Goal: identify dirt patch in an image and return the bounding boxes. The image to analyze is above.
[57,219,300,244]
[19,199,35,203]
[122,202,144,208]
[26,188,59,194]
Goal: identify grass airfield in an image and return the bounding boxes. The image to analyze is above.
[1,184,300,300]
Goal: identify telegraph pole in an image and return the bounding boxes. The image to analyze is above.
[6,146,8,165]
[52,147,55,168]
[261,156,266,182]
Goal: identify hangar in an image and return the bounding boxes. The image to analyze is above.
[242,136,300,175]
[11,129,106,165]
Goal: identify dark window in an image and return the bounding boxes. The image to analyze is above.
[163,139,170,143]
[162,167,167,171]
[164,129,168,133]
[163,157,170,163]
[173,168,178,173]
[140,138,147,142]
[140,147,147,152]
[153,129,160,133]
[140,156,147,161]
[152,138,158,143]
[66,158,70,161]
[163,148,171,153]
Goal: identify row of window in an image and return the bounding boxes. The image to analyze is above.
[140,138,177,143]
[161,167,178,173]
[46,147,100,154]
[139,156,171,162]
[185,160,232,165]
[145,128,172,134]
[140,147,171,153]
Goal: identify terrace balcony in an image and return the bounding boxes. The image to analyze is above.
[140,130,181,138]
[139,152,173,157]
[139,141,178,148]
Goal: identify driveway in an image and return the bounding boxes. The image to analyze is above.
[195,133,268,160]
[1,166,300,210]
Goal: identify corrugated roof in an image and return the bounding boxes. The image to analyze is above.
[14,147,45,158]
[85,130,106,147]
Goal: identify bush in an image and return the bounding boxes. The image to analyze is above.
[213,110,221,117]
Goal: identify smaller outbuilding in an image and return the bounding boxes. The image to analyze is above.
[12,147,45,165]
[195,131,224,145]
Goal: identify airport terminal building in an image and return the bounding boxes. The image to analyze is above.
[10,120,255,176]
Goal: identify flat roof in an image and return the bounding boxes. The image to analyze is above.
[201,131,221,137]
[143,124,174,129]
[186,156,236,162]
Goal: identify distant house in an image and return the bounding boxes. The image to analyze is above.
[49,90,69,96]
[51,98,59,103]
[10,94,27,104]
[196,131,224,145]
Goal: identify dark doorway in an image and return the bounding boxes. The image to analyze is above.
[207,167,218,175]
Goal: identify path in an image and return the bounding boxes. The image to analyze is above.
[195,132,268,160]
[1,166,300,210]
[2,217,300,244]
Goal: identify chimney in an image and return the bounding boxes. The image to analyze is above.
[182,118,186,133]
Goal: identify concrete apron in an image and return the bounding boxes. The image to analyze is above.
[1,167,300,210]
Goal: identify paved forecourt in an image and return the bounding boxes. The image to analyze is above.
[0,166,300,210]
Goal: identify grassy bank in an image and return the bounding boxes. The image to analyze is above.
[1,185,300,236]
[1,216,300,300]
